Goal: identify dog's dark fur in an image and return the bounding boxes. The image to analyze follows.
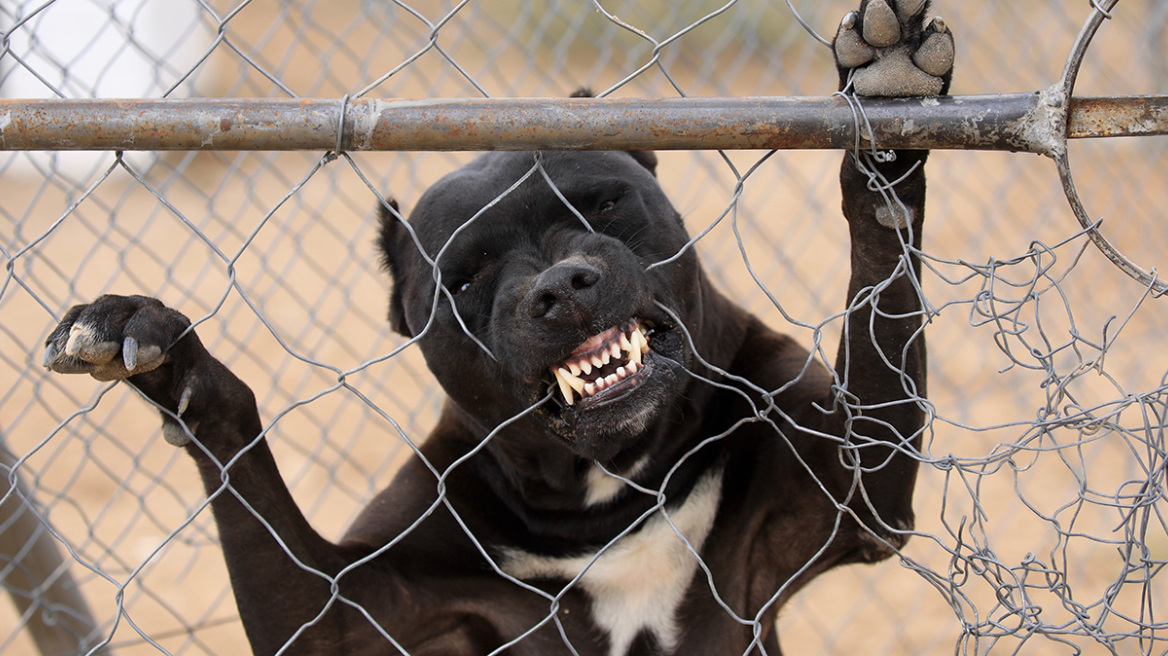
[44,2,952,654]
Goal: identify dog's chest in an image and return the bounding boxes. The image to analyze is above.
[502,469,724,656]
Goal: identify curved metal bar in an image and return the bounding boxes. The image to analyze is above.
[1052,0,1166,294]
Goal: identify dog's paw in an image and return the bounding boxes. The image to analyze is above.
[833,0,954,97]
[44,294,191,382]
[45,295,203,445]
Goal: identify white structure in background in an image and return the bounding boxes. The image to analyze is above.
[2,0,213,177]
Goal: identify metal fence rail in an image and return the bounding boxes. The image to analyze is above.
[1,95,1166,153]
[2,0,1167,654]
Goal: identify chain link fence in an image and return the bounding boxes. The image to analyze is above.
[2,0,1167,654]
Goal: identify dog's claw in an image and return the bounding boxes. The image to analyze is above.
[162,384,196,446]
[42,344,58,369]
[64,323,119,365]
[841,11,858,30]
[177,385,192,417]
[64,326,84,358]
[123,335,140,371]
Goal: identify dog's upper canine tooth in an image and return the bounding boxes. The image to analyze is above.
[628,329,647,365]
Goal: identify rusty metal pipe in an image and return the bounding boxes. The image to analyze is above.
[0,94,1163,154]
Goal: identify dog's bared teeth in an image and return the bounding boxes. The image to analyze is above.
[554,322,655,407]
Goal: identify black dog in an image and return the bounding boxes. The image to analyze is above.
[44,2,952,654]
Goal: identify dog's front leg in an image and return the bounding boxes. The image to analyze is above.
[828,0,954,558]
[44,294,368,654]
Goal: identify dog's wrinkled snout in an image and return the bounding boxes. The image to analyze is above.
[527,258,602,323]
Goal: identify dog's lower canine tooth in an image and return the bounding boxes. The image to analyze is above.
[555,369,575,405]
[629,329,647,364]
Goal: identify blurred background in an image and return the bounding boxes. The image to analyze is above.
[1,1,1166,654]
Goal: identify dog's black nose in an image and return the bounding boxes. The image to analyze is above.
[527,258,603,323]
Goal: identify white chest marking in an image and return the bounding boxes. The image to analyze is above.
[584,456,650,508]
[503,469,724,656]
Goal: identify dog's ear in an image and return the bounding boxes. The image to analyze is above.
[626,150,658,177]
[570,87,658,178]
[376,198,414,338]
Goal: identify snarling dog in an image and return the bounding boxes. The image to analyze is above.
[44,2,953,654]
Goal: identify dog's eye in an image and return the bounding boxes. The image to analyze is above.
[448,279,473,296]
[598,199,617,213]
